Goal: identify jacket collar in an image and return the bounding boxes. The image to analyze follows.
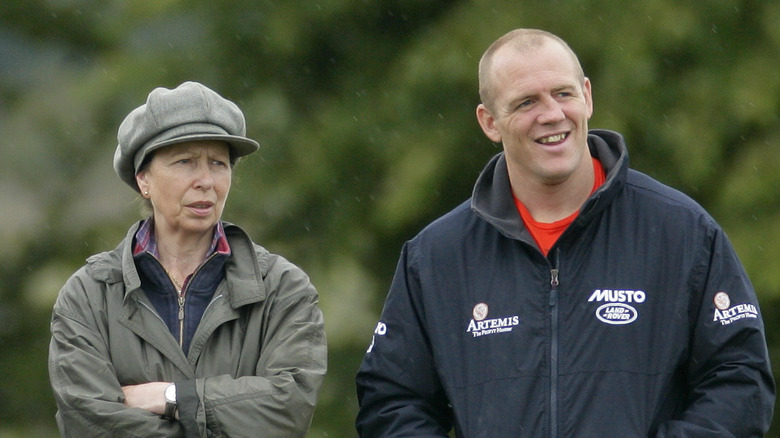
[86,221,267,307]
[470,129,629,241]
[221,223,268,306]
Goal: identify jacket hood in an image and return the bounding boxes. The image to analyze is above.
[470,129,629,241]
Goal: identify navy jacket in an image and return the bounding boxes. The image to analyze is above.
[356,130,774,437]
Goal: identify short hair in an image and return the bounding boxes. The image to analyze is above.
[478,29,585,112]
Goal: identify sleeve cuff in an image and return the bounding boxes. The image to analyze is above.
[175,379,200,435]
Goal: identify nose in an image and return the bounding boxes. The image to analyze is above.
[193,160,216,190]
[536,97,566,124]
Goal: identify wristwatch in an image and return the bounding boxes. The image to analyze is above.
[164,383,177,419]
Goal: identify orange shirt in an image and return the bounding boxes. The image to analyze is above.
[513,157,606,256]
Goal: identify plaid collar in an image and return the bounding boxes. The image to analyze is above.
[133,218,231,258]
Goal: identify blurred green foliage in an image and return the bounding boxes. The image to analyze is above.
[0,0,778,436]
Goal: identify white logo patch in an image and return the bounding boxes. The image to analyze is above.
[714,291,730,310]
[712,292,758,326]
[466,303,520,338]
[472,303,489,321]
[595,303,638,324]
[588,289,645,325]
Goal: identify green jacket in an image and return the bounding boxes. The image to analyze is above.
[49,222,327,437]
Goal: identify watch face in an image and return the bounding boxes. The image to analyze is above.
[165,384,176,402]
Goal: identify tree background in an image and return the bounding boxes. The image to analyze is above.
[0,0,778,436]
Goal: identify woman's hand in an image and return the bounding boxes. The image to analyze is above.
[122,382,171,416]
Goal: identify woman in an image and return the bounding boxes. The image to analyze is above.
[48,81,327,437]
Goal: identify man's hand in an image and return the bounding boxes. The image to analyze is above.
[122,382,171,416]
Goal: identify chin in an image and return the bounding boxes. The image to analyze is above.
[182,219,219,234]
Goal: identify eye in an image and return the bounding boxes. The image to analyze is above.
[516,99,534,110]
[211,159,228,167]
[555,88,577,99]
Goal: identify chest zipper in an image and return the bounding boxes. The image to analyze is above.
[549,265,560,438]
[166,253,217,350]
[176,291,185,350]
[165,270,187,350]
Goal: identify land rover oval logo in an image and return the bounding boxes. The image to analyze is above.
[595,303,638,325]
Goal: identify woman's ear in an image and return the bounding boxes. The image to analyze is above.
[135,171,150,197]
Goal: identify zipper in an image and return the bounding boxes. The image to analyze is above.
[161,262,187,350]
[549,258,560,438]
[202,293,224,316]
[157,252,217,350]
[138,300,167,327]
[176,293,185,349]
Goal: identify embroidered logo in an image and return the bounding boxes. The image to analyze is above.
[466,303,520,338]
[595,303,637,324]
[587,289,645,325]
[714,292,730,310]
[473,303,489,321]
[712,292,758,326]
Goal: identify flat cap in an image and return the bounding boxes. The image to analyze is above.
[113,81,259,191]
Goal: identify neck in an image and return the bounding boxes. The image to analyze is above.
[510,160,595,224]
[154,228,213,281]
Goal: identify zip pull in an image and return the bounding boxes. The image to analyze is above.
[177,295,185,320]
[549,269,559,307]
[177,294,185,349]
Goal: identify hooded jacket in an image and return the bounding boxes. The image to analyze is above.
[356,130,774,437]
[49,222,327,437]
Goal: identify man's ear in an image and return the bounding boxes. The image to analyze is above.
[476,104,502,143]
[583,77,594,120]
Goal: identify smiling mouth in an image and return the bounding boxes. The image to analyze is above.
[538,133,568,144]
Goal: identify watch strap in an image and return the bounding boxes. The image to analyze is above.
[164,384,177,419]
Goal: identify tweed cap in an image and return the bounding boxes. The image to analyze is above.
[113,81,259,191]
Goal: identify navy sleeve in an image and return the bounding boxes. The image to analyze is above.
[355,242,453,437]
[655,225,775,437]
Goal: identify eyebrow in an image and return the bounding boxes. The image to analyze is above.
[164,149,197,158]
[552,84,579,93]
[506,83,579,106]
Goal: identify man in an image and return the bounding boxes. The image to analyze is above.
[355,29,774,437]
